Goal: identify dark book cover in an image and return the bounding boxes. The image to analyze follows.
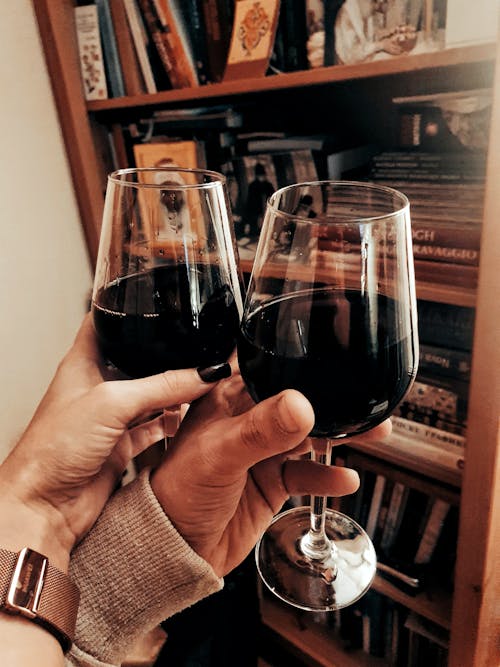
[201,0,233,82]
[417,299,476,352]
[418,343,472,383]
[277,0,309,72]
[178,0,211,85]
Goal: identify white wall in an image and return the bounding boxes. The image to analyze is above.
[0,2,93,458]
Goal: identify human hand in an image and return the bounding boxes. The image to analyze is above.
[0,316,224,571]
[151,368,391,577]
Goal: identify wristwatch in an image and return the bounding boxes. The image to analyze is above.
[0,547,80,653]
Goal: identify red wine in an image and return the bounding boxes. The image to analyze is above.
[238,288,417,438]
[93,264,240,378]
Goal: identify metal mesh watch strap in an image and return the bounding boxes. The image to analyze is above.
[0,547,80,653]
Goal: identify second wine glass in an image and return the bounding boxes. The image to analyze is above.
[92,167,243,434]
[237,181,419,611]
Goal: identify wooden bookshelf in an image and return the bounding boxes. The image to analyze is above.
[86,43,497,115]
[33,3,500,664]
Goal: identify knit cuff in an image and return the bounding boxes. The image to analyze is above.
[67,468,223,666]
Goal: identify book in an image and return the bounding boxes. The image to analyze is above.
[398,373,469,426]
[96,0,126,97]
[109,0,146,95]
[74,4,109,100]
[389,487,430,566]
[413,497,451,566]
[418,343,471,382]
[123,0,158,93]
[445,0,499,48]
[201,0,234,82]
[364,474,386,539]
[276,0,309,72]
[223,0,281,81]
[391,415,466,449]
[139,0,199,89]
[327,144,378,179]
[379,481,409,553]
[417,299,476,352]
[177,0,210,85]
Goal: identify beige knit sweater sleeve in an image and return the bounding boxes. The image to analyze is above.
[65,468,223,667]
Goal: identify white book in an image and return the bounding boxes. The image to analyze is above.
[74,4,108,100]
[123,0,158,94]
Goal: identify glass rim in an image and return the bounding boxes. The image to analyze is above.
[267,180,410,224]
[107,166,227,190]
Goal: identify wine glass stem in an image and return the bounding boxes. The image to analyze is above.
[300,439,336,561]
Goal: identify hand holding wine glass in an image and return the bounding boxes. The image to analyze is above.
[237,181,418,611]
[91,167,243,437]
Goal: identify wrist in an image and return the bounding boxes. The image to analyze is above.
[0,497,71,573]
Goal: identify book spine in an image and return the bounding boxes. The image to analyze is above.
[365,474,386,539]
[74,4,109,100]
[417,299,475,351]
[418,343,471,382]
[414,498,451,565]
[379,482,408,553]
[201,0,233,82]
[96,0,126,97]
[150,0,199,88]
[138,0,177,86]
[109,0,145,95]
[279,0,309,72]
[391,416,466,449]
[178,0,210,85]
[123,0,158,93]
[399,375,469,424]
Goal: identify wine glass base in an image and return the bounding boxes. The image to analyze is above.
[256,506,376,611]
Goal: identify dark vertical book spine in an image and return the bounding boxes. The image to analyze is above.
[178,0,210,84]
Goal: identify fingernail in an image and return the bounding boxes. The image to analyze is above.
[277,394,300,433]
[197,362,232,383]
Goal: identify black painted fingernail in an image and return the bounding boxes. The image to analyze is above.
[197,362,232,383]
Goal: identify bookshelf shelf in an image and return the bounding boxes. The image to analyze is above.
[372,576,452,630]
[260,596,385,667]
[240,259,477,308]
[348,433,463,488]
[86,43,497,116]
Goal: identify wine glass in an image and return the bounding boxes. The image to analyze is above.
[237,181,418,611]
[92,167,243,437]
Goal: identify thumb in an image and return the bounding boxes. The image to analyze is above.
[224,390,315,470]
[92,363,232,427]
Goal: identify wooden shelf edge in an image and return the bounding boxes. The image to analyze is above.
[348,432,463,488]
[87,43,497,113]
[240,260,477,308]
[372,575,452,630]
[260,597,385,667]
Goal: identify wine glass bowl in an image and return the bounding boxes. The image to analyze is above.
[92,167,243,380]
[237,181,418,611]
